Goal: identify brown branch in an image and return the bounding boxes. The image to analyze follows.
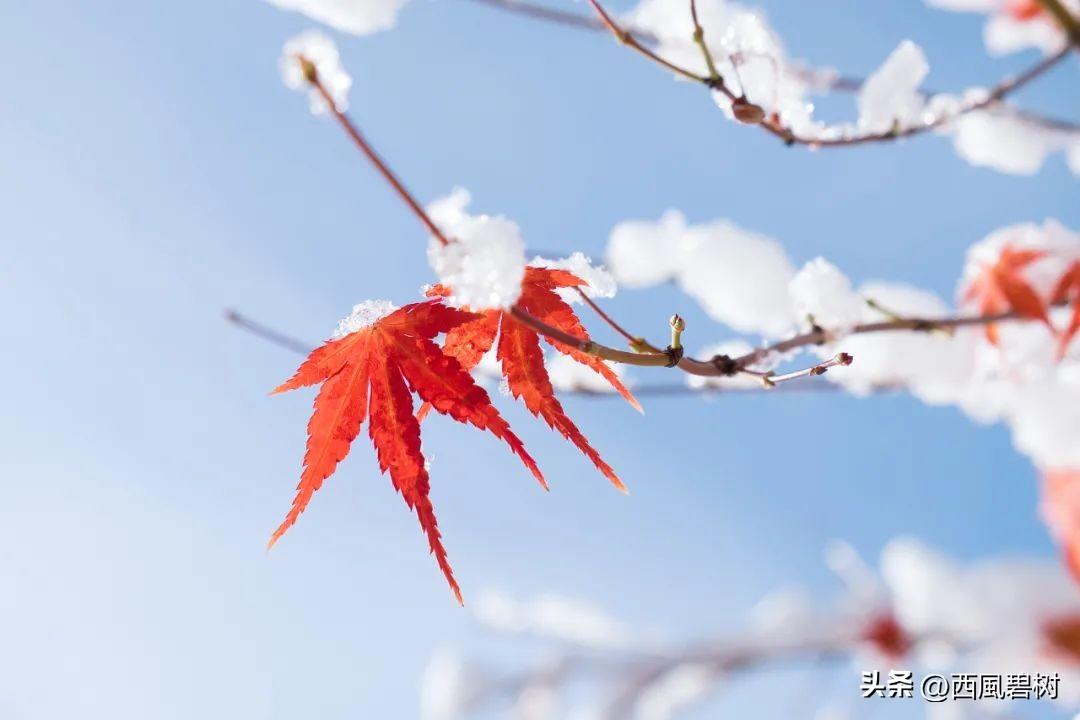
[582,0,723,90]
[450,616,897,720]
[225,309,882,395]
[575,287,663,353]
[303,60,452,246]
[293,56,1062,382]
[726,300,1069,371]
[464,0,614,33]
[784,45,1073,148]
[509,305,675,366]
[1036,0,1080,45]
[463,0,1077,142]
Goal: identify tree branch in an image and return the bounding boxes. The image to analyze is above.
[460,0,1077,142]
[225,309,880,395]
[295,59,1064,383]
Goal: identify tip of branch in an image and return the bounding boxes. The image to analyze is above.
[296,54,318,84]
[731,97,766,125]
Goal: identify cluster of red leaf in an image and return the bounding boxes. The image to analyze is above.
[424,267,641,490]
[270,272,638,602]
[962,245,1080,357]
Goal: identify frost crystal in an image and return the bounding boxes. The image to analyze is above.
[279,31,352,115]
[530,252,617,304]
[266,0,409,35]
[331,299,397,338]
[426,188,526,310]
[789,258,864,331]
[857,41,929,134]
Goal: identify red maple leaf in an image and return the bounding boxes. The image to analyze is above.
[1005,0,1045,21]
[270,299,544,603]
[963,246,1051,345]
[1052,261,1080,358]
[1041,468,1080,584]
[424,267,641,491]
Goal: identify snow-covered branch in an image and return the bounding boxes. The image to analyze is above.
[420,539,1080,719]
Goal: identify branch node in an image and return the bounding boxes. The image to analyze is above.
[664,345,685,367]
[711,353,739,376]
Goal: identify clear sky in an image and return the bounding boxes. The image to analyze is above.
[1,1,1078,718]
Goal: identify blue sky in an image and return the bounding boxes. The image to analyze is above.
[1,0,1078,717]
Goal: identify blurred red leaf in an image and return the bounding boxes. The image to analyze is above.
[1052,261,1080,359]
[963,246,1051,345]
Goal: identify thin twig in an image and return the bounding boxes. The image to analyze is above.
[463,0,1076,142]
[305,62,452,246]
[296,57,1064,379]
[689,0,724,88]
[763,352,853,387]
[575,287,663,352]
[509,305,675,366]
[725,300,1070,372]
[226,308,870,395]
[224,309,313,355]
[793,45,1073,148]
[583,0,719,88]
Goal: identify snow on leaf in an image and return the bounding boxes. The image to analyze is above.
[271,299,545,602]
[530,252,618,304]
[427,188,527,310]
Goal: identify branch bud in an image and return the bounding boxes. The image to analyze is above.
[297,55,319,84]
[731,97,765,125]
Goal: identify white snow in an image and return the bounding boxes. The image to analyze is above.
[279,30,353,115]
[426,188,527,310]
[530,252,618,304]
[472,589,631,649]
[607,210,796,337]
[952,110,1079,176]
[266,0,409,35]
[789,257,864,331]
[857,41,930,134]
[332,299,397,338]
